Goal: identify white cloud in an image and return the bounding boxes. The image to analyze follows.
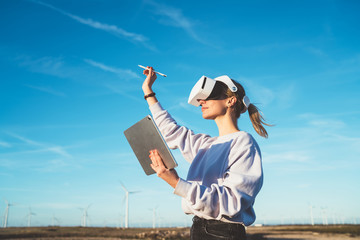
[42,147,72,158]
[234,75,297,110]
[35,158,72,172]
[275,83,296,109]
[104,84,143,103]
[5,132,72,158]
[17,55,146,102]
[305,47,327,57]
[0,141,11,148]
[237,76,276,107]
[0,159,15,168]
[68,14,146,42]
[84,59,141,81]
[309,119,345,129]
[6,132,42,146]
[24,84,66,97]
[17,55,66,78]
[298,113,346,129]
[263,151,311,163]
[145,0,208,45]
[17,55,140,91]
[30,0,154,49]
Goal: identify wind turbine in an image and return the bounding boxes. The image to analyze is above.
[78,204,91,227]
[321,207,328,225]
[78,207,84,226]
[120,182,140,228]
[149,206,158,229]
[3,199,15,228]
[83,204,91,227]
[116,213,124,228]
[51,214,60,226]
[308,203,315,226]
[27,207,36,227]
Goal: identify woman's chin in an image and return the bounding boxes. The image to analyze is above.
[202,113,215,120]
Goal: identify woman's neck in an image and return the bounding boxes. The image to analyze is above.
[215,114,239,137]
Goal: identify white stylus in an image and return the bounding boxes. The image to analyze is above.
[138,65,167,77]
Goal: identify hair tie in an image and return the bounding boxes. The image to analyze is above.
[241,96,250,113]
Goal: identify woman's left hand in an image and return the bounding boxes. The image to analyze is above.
[149,149,180,189]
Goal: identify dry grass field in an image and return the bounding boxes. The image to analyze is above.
[0,225,359,239]
[246,225,360,240]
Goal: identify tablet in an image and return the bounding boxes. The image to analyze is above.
[124,115,178,175]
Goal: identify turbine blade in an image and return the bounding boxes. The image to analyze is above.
[119,181,128,192]
[129,191,141,194]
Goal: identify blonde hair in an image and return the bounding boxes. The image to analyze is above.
[214,80,272,138]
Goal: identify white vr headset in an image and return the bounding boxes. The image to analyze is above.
[188,75,251,113]
[188,75,238,107]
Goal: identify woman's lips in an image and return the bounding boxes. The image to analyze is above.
[201,107,207,112]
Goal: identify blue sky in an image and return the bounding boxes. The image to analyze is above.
[1,0,359,227]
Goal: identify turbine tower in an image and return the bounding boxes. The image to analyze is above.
[51,214,60,226]
[3,200,15,228]
[150,206,158,229]
[120,182,139,228]
[78,204,91,227]
[309,203,314,226]
[83,204,91,227]
[27,207,36,227]
[78,207,84,226]
[321,207,328,225]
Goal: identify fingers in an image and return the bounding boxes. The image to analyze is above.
[149,149,165,170]
[149,149,162,166]
[143,66,155,76]
[149,150,179,188]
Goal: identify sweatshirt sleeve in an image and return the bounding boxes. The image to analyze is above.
[174,136,263,225]
[149,102,211,163]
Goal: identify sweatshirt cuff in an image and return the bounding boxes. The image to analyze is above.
[149,102,164,116]
[173,178,192,198]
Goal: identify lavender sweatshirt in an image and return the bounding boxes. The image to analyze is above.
[150,102,263,226]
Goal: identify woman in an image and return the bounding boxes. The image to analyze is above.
[142,66,271,240]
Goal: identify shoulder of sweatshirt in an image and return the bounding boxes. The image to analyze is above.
[217,131,261,163]
[233,131,260,154]
[215,131,256,146]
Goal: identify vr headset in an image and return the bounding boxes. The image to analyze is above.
[188,75,238,107]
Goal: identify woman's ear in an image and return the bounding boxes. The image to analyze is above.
[227,96,237,108]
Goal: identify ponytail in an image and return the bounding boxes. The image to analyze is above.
[221,79,272,138]
[247,103,272,138]
[215,78,273,138]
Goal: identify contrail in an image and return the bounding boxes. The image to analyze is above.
[29,0,149,44]
[5,132,72,158]
[84,59,141,80]
[145,0,211,46]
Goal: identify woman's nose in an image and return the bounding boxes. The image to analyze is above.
[198,99,206,105]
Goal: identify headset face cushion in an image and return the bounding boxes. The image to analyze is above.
[205,81,228,100]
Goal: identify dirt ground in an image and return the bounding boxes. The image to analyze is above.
[246,225,360,240]
[0,225,359,239]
